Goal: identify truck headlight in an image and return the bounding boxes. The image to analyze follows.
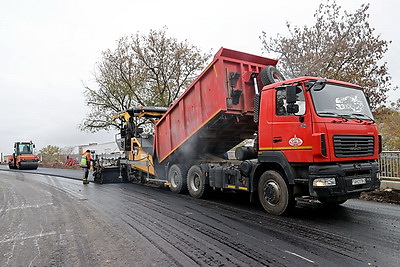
[313,178,336,187]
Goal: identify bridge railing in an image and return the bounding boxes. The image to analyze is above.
[379,151,400,181]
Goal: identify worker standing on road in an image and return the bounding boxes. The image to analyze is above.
[81,150,94,184]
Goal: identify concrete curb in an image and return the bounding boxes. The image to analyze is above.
[380,180,400,190]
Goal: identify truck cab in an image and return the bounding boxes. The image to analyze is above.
[256,77,380,209]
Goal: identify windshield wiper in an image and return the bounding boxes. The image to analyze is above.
[318,112,349,121]
[350,113,375,123]
[318,112,337,116]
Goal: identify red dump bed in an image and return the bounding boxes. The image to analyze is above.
[154,48,277,163]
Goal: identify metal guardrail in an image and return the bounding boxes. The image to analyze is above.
[379,151,400,181]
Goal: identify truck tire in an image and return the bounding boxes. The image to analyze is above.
[260,65,285,86]
[187,165,209,199]
[168,164,188,194]
[258,170,295,215]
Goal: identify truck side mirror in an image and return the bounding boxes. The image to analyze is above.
[286,85,298,103]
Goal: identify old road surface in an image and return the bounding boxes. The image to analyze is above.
[0,166,399,267]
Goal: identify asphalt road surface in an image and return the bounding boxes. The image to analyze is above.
[0,166,399,266]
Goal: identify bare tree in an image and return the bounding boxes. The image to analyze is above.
[81,28,210,132]
[61,146,75,156]
[260,0,396,109]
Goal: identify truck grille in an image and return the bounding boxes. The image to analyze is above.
[333,135,374,158]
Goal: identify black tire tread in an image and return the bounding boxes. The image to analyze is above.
[260,65,285,86]
[187,165,209,199]
[258,170,295,215]
[168,164,188,194]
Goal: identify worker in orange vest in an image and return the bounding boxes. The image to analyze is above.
[81,150,94,184]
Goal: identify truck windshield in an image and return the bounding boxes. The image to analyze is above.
[310,83,374,121]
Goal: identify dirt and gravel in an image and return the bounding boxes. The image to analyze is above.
[360,188,400,204]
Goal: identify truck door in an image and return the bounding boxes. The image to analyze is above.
[271,87,313,162]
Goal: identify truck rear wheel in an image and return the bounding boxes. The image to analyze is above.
[168,164,187,194]
[258,170,295,215]
[187,165,209,199]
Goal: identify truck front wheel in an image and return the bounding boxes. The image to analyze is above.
[258,170,295,215]
[187,165,209,199]
[168,164,187,194]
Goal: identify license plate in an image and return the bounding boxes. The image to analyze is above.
[352,178,366,185]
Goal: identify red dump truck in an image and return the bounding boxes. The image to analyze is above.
[96,48,381,215]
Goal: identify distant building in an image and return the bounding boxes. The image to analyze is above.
[2,154,10,163]
[78,141,122,157]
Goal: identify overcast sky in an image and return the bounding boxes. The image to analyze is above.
[1,0,399,156]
